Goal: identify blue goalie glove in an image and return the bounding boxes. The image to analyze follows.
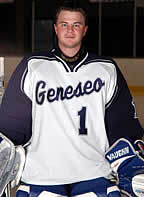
[105,138,144,197]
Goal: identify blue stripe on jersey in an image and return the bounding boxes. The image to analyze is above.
[28,56,56,61]
[54,55,70,72]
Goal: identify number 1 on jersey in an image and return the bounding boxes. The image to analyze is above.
[78,107,87,135]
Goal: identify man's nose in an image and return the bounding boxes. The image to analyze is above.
[67,24,74,32]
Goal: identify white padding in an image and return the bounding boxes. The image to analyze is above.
[17,185,30,194]
[132,174,144,197]
[38,191,66,197]
[11,145,25,188]
[0,132,20,195]
[107,185,120,195]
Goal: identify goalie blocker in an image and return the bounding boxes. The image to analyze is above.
[105,138,144,197]
[0,132,25,196]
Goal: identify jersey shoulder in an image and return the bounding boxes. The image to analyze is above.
[85,52,117,67]
[85,52,120,78]
[26,50,56,62]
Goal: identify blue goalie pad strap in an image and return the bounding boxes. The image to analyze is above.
[70,178,121,197]
[0,137,3,143]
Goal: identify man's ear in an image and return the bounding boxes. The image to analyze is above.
[54,24,57,35]
[83,26,88,37]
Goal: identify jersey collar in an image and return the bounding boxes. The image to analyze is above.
[52,45,88,72]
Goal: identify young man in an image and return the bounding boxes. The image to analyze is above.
[0,1,143,197]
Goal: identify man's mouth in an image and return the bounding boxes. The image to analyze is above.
[65,35,75,39]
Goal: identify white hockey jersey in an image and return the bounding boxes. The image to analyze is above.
[0,49,143,185]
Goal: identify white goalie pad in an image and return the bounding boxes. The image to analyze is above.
[0,133,25,196]
[132,174,144,197]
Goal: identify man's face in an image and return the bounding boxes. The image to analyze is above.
[54,10,88,52]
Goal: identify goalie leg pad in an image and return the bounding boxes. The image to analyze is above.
[70,177,121,197]
[105,138,144,197]
[132,174,144,196]
[0,133,25,196]
[17,184,68,197]
[16,185,30,197]
[11,145,25,188]
[72,188,121,197]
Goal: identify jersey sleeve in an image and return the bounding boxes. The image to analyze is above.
[105,60,144,146]
[0,56,32,145]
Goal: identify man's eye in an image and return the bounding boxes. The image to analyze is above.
[62,23,67,27]
[74,24,80,28]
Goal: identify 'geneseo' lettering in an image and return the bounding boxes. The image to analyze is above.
[35,78,105,104]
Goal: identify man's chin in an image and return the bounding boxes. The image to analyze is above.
[63,42,80,49]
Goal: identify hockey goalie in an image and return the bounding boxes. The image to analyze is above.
[0,1,144,196]
[105,138,144,197]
